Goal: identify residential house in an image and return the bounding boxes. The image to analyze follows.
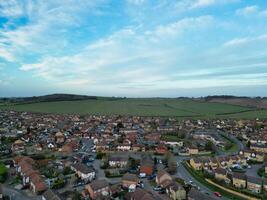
[129,188,154,200]
[71,162,95,182]
[247,176,262,194]
[96,141,109,152]
[117,143,131,151]
[155,145,168,154]
[165,181,186,200]
[132,144,144,152]
[55,132,65,144]
[238,155,247,166]
[30,173,47,194]
[217,157,227,169]
[156,170,172,186]
[12,139,25,153]
[250,144,267,153]
[255,152,265,162]
[108,156,128,168]
[13,156,46,194]
[85,179,110,200]
[214,168,230,183]
[209,157,218,169]
[240,150,264,162]
[232,173,246,189]
[42,189,62,200]
[187,145,199,155]
[189,158,202,170]
[122,173,139,189]
[140,155,154,176]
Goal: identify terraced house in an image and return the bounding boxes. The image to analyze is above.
[214,168,230,183]
[14,156,47,194]
[232,173,246,189]
[247,176,262,194]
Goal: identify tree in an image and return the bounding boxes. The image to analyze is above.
[247,140,251,148]
[204,141,213,151]
[128,157,137,169]
[168,157,177,174]
[164,152,177,174]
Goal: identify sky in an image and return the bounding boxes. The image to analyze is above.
[0,0,267,97]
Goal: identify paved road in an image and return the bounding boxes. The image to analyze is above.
[2,185,40,200]
[216,131,244,156]
[175,156,229,200]
[245,163,263,178]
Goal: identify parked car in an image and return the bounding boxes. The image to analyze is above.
[139,173,146,178]
[214,192,222,197]
[148,174,156,180]
[153,186,162,191]
[159,189,166,194]
[137,182,144,188]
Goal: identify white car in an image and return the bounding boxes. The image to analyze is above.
[139,173,146,178]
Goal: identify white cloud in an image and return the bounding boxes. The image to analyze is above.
[0,46,15,62]
[190,0,239,9]
[20,15,214,83]
[127,0,146,5]
[236,5,258,16]
[0,0,25,17]
[190,0,215,9]
[153,15,213,37]
[223,34,267,47]
[0,0,107,62]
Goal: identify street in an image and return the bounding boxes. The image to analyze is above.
[2,185,40,200]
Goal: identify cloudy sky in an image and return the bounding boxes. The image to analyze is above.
[0,0,267,97]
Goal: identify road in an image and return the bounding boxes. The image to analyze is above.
[81,138,232,199]
[176,158,228,200]
[2,185,40,200]
[216,131,244,156]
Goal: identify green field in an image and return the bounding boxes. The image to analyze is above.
[0,98,266,119]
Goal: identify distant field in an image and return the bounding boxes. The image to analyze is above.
[0,98,266,119]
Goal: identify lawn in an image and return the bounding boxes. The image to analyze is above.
[0,98,266,119]
[161,134,182,142]
[219,134,239,153]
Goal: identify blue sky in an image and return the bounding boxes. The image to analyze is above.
[0,0,267,97]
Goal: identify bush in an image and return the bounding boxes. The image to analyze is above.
[52,179,65,189]
[63,166,73,175]
[0,163,8,183]
[96,152,106,160]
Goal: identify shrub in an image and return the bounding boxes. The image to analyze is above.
[0,163,8,183]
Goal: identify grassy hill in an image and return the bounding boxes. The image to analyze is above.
[1,97,266,119]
